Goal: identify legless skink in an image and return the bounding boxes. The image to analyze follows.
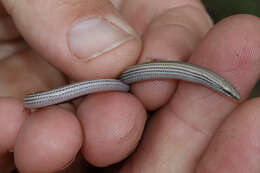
[24,61,240,108]
[24,79,129,108]
[120,61,240,99]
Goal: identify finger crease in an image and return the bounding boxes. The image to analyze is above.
[171,108,210,137]
[170,3,213,27]
[155,22,197,36]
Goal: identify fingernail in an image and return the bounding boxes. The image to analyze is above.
[69,18,136,61]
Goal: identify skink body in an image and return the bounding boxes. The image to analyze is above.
[24,61,240,108]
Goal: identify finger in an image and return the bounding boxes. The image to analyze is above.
[196,98,260,172]
[1,0,141,81]
[121,14,260,172]
[0,50,67,172]
[0,98,27,152]
[0,50,67,99]
[121,0,211,33]
[121,0,212,110]
[0,97,28,173]
[0,48,79,172]
[77,92,146,167]
[14,106,83,173]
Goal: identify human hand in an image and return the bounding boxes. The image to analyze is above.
[0,0,260,172]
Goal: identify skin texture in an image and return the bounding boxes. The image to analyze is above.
[0,0,260,172]
[0,98,28,172]
[14,107,83,173]
[77,92,146,167]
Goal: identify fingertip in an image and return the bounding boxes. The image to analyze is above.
[71,37,142,80]
[77,92,146,167]
[0,97,27,172]
[0,97,28,152]
[217,14,260,26]
[14,106,83,173]
[127,4,212,110]
[67,14,142,80]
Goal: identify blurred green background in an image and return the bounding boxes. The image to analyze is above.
[202,0,260,23]
[202,0,260,97]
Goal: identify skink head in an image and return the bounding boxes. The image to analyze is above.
[221,84,241,100]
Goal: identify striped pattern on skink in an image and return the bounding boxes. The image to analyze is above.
[24,79,129,108]
[120,61,240,99]
[24,61,240,109]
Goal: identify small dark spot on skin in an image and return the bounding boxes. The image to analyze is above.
[22,108,31,115]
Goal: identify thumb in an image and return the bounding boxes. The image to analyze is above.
[1,0,141,80]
